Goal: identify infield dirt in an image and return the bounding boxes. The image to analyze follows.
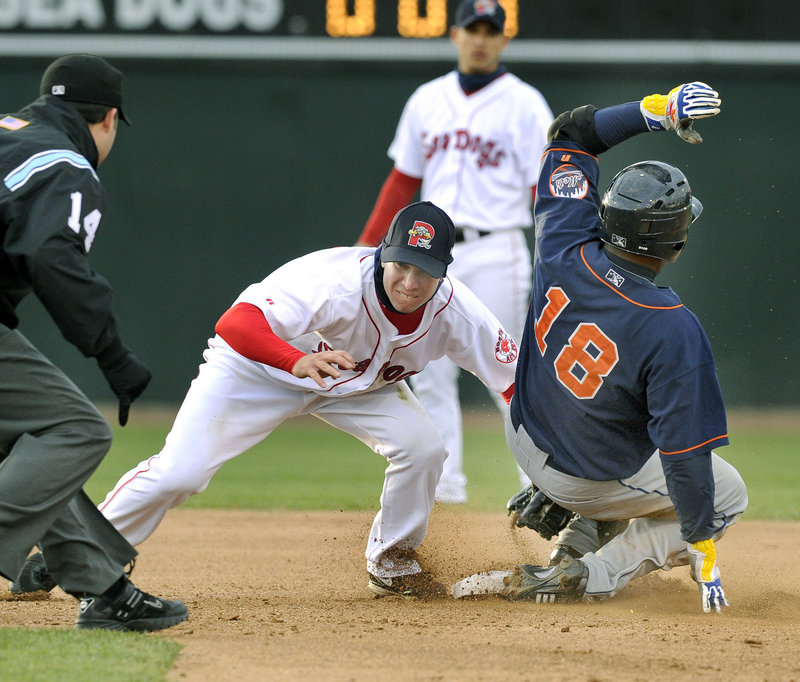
[2,508,799,681]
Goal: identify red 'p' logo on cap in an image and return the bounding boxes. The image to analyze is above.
[407,221,435,249]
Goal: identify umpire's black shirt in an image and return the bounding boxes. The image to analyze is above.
[0,95,125,361]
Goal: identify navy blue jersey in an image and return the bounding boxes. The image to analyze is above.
[511,141,728,481]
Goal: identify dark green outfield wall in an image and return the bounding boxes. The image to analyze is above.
[2,57,797,408]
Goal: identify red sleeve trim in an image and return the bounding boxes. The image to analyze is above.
[356,168,422,246]
[215,302,305,373]
[502,383,515,405]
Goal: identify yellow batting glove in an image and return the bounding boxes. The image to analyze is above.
[640,81,721,144]
[687,538,728,613]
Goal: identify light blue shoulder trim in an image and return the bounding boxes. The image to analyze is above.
[4,148,98,192]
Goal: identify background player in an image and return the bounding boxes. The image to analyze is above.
[1,54,186,631]
[16,201,518,600]
[356,0,553,503]
[497,82,748,612]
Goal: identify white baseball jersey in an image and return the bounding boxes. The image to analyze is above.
[389,70,553,230]
[97,245,517,579]
[228,246,517,395]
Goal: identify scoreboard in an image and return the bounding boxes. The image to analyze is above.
[324,0,520,38]
[0,0,788,42]
[0,1,521,38]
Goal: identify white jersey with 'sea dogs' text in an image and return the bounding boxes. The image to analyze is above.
[390,71,552,230]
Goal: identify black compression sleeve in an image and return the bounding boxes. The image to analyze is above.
[661,451,716,543]
[594,102,650,148]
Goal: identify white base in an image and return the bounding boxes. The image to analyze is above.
[451,570,512,599]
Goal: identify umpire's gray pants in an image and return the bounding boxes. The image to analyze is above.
[506,413,748,598]
[0,325,136,594]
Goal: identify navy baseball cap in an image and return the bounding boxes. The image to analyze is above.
[40,53,131,125]
[381,201,455,279]
[455,0,506,31]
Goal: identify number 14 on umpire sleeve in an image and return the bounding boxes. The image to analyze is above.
[67,191,102,253]
[534,286,619,399]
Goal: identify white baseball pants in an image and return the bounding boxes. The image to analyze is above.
[99,342,446,578]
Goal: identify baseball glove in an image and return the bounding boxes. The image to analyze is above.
[506,485,576,541]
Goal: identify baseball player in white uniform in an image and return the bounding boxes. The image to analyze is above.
[357,0,553,503]
[87,201,517,599]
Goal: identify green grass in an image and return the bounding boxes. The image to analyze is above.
[84,414,525,512]
[720,431,800,520]
[0,629,181,682]
[84,409,800,521]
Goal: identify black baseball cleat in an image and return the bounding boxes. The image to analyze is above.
[9,552,57,596]
[367,571,448,600]
[502,556,589,603]
[75,577,188,631]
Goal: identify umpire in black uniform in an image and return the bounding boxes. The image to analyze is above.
[0,54,187,631]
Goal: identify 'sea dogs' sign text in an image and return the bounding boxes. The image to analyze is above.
[0,0,283,32]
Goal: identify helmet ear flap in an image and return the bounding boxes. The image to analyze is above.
[690,197,703,223]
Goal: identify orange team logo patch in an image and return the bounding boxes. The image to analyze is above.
[407,220,435,249]
[0,116,30,131]
[495,329,518,363]
[549,164,589,199]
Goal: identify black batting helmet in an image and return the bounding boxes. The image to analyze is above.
[599,161,703,263]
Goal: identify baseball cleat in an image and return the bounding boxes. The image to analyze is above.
[502,556,589,603]
[75,577,188,631]
[8,552,57,596]
[368,571,448,600]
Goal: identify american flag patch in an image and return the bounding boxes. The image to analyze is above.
[0,116,30,131]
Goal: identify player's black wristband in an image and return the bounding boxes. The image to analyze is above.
[547,105,608,155]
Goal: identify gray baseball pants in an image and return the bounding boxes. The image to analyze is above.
[505,412,748,597]
[0,324,135,594]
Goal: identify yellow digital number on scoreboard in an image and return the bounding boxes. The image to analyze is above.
[326,1,518,39]
[326,0,376,37]
[398,0,447,38]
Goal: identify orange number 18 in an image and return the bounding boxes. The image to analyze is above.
[534,286,619,400]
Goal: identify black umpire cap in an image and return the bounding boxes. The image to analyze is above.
[455,0,506,32]
[40,53,131,125]
[381,201,455,279]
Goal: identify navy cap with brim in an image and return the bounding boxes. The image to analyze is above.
[455,0,505,31]
[381,245,447,279]
[380,201,455,279]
